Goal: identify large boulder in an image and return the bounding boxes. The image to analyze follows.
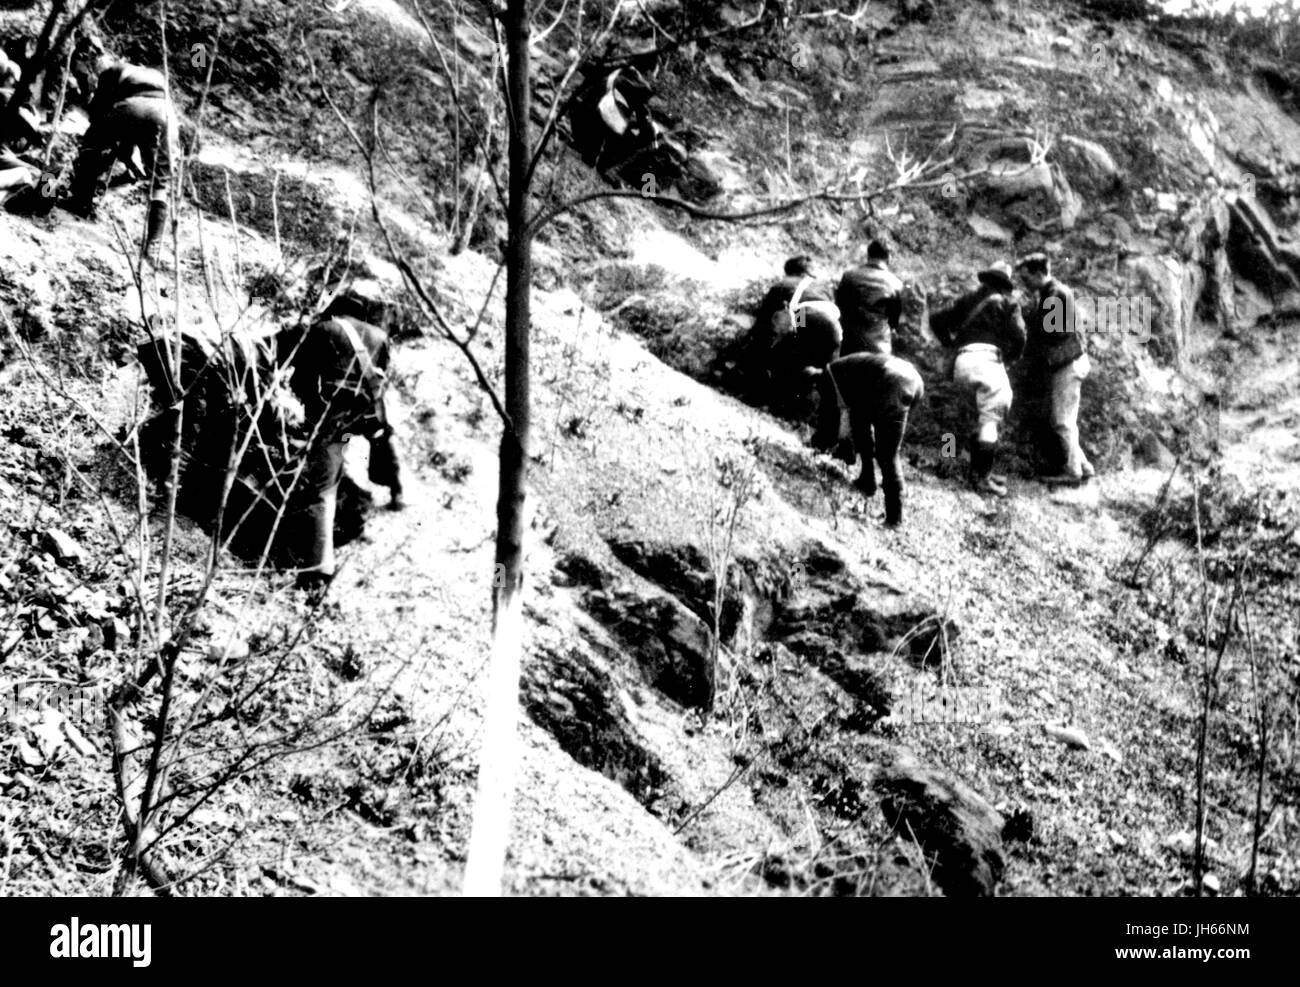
[1055,135,1122,199]
[875,750,1006,897]
[968,137,1082,231]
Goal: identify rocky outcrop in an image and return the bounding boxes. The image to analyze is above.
[523,640,676,813]
[876,750,1006,897]
[1228,194,1300,297]
[584,584,715,709]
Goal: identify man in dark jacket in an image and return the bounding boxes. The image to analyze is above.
[747,255,840,414]
[930,262,1026,496]
[810,352,924,526]
[280,287,404,588]
[1016,252,1094,485]
[64,45,176,258]
[836,239,904,357]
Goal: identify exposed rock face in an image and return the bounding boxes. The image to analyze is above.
[875,750,1006,897]
[584,585,715,709]
[1228,194,1300,298]
[523,640,675,813]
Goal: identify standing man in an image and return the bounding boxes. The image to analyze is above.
[930,262,1026,496]
[280,286,404,589]
[810,352,925,527]
[63,41,177,260]
[1016,252,1094,485]
[836,239,904,356]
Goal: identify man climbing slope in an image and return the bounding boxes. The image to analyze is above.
[279,284,404,590]
[63,40,177,260]
[809,351,925,527]
[745,255,840,413]
[930,262,1025,497]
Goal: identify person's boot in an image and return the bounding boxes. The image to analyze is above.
[143,199,167,263]
[883,481,903,527]
[967,433,986,489]
[971,441,1008,497]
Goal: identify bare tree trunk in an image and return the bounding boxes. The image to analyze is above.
[463,0,530,897]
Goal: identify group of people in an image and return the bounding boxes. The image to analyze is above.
[749,241,1094,526]
[0,33,402,590]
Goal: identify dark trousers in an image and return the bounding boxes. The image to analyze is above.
[293,425,401,575]
[813,355,923,494]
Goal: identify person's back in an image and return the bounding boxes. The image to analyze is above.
[931,285,1025,362]
[91,63,166,114]
[286,314,390,436]
[837,241,903,356]
[932,263,1025,497]
[745,256,835,407]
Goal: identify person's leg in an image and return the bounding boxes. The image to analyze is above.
[850,404,877,496]
[368,418,404,510]
[1044,354,1090,483]
[877,360,922,525]
[129,99,175,258]
[875,410,905,523]
[296,438,345,585]
[967,355,1011,495]
[65,111,120,215]
[810,369,842,452]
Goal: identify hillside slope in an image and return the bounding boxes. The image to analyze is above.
[1,0,1297,896]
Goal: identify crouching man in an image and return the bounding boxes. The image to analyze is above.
[279,287,404,590]
[810,352,925,527]
[64,41,178,259]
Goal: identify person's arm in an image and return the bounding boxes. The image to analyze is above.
[885,290,902,332]
[1002,297,1027,364]
[928,296,957,347]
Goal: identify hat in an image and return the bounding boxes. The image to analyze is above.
[977,261,1015,292]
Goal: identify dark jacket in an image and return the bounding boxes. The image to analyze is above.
[930,286,1026,363]
[836,261,902,354]
[90,64,166,117]
[282,315,391,438]
[756,274,835,338]
[1024,276,1085,371]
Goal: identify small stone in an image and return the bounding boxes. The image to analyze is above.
[1045,724,1091,750]
[41,528,84,566]
[1203,873,1220,894]
[104,617,132,651]
[208,638,250,663]
[967,214,1014,243]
